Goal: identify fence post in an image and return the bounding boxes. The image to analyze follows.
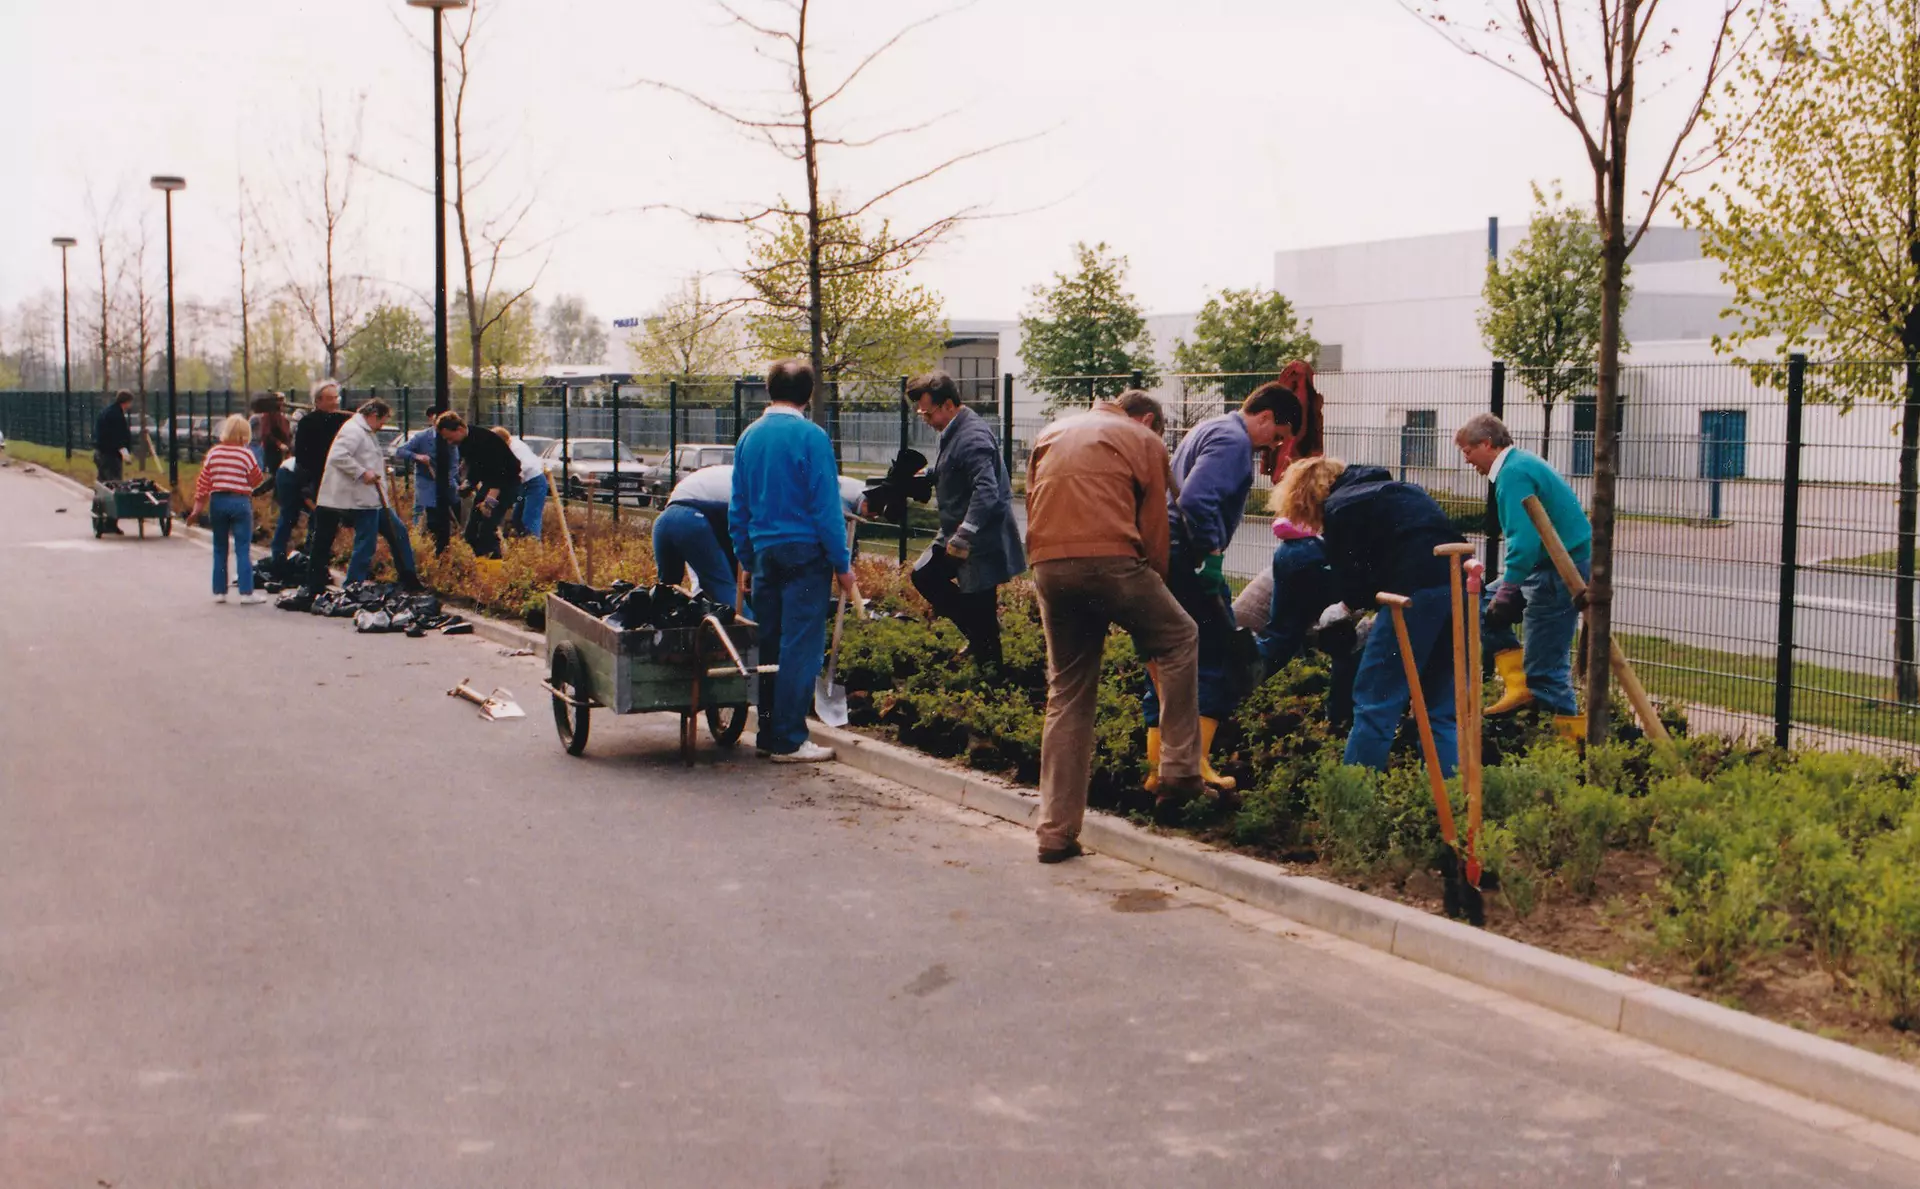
[516,383,526,435]
[1002,372,1015,480]
[64,387,72,460]
[732,378,745,443]
[1130,369,1143,393]
[611,382,622,523]
[1485,362,1506,575]
[898,376,911,565]
[828,381,842,466]
[1775,354,1807,749]
[668,380,679,489]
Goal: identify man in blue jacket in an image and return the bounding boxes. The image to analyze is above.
[731,359,858,763]
[391,424,458,536]
[1457,413,1591,736]
[1141,381,1301,793]
[906,370,1025,672]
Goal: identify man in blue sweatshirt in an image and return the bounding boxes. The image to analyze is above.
[1457,413,1591,736]
[730,359,858,763]
[1141,381,1302,794]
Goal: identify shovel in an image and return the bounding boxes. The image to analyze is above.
[813,520,866,727]
[448,679,526,721]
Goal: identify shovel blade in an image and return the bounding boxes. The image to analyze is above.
[814,677,849,728]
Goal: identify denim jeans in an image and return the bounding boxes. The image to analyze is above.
[346,507,419,585]
[1483,557,1589,715]
[270,467,307,563]
[1141,542,1239,724]
[750,541,834,754]
[654,503,737,609]
[1345,584,1456,775]
[208,492,254,596]
[516,474,550,538]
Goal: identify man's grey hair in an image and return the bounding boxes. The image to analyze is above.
[1456,412,1513,450]
[309,377,341,402]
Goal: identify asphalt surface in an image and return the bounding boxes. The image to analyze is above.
[3,460,1918,1188]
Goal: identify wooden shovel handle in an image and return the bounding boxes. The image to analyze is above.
[1378,593,1458,846]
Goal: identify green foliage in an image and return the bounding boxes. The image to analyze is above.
[454,291,545,391]
[343,302,433,389]
[1479,183,1624,457]
[744,203,947,389]
[1018,242,1158,413]
[1170,287,1319,409]
[544,294,607,365]
[1682,0,1920,391]
[633,277,741,387]
[245,300,313,392]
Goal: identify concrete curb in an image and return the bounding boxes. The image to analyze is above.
[807,720,1920,1137]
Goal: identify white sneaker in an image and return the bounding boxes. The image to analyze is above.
[213,594,228,604]
[770,741,836,764]
[239,593,267,605]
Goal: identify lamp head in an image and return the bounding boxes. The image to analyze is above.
[52,237,77,249]
[150,176,186,192]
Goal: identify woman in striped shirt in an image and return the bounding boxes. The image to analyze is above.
[192,415,269,604]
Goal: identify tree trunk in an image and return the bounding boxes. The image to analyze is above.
[795,0,826,423]
[1897,343,1920,704]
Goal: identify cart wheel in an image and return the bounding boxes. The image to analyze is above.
[706,703,748,748]
[159,515,172,538]
[550,642,591,756]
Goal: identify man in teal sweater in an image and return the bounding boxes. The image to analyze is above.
[1457,413,1591,729]
[731,359,859,762]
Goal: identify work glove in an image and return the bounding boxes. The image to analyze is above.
[1197,552,1225,585]
[1316,616,1358,658]
[1485,582,1526,629]
[1315,602,1352,632]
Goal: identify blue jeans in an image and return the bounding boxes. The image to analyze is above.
[1483,557,1589,715]
[750,541,833,754]
[346,507,419,585]
[270,467,305,563]
[515,474,549,538]
[208,492,255,596]
[654,503,737,609]
[1141,542,1239,724]
[1346,584,1456,774]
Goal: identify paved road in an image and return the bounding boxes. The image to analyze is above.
[3,461,1918,1188]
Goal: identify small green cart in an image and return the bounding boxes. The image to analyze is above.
[542,593,766,763]
[92,480,173,539]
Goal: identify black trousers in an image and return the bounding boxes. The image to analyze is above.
[911,549,1002,662]
[306,507,349,592]
[425,501,452,555]
[464,478,522,559]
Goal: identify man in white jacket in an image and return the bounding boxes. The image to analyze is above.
[305,398,423,593]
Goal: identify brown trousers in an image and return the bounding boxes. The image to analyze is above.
[1033,557,1200,850]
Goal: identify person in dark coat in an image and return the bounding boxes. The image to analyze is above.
[92,391,136,533]
[905,371,1026,671]
[272,379,351,566]
[1275,457,1463,774]
[1140,380,1303,793]
[434,411,522,559]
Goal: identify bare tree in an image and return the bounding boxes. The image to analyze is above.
[637,0,1029,417]
[444,3,544,419]
[633,275,743,386]
[83,188,126,393]
[236,174,258,395]
[1402,0,1764,743]
[270,97,370,381]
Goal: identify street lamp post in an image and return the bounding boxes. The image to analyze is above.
[150,176,186,493]
[52,236,77,461]
[407,0,469,555]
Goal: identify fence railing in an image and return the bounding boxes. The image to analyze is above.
[7,357,1920,756]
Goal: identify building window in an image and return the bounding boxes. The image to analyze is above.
[1400,409,1438,471]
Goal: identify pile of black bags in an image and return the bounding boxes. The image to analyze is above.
[554,581,736,631]
[275,580,468,638]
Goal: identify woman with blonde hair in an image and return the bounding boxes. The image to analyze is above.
[192,415,269,603]
[1276,455,1465,772]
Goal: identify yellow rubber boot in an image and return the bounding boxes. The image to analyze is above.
[1485,648,1535,716]
[1553,714,1588,743]
[1199,717,1236,792]
[1144,727,1162,793]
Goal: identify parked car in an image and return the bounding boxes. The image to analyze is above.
[151,417,216,454]
[520,435,557,460]
[643,443,736,502]
[539,438,651,503]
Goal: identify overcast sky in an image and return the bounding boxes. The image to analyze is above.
[3,0,1746,327]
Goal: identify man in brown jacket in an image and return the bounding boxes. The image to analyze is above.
[1026,391,1205,863]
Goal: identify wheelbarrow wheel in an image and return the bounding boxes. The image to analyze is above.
[706,703,748,748]
[550,642,591,756]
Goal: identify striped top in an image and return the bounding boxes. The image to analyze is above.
[194,444,267,499]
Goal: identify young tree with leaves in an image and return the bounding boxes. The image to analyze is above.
[344,302,434,389]
[1480,183,1626,461]
[455,291,544,392]
[1019,242,1158,413]
[250,300,313,395]
[1683,0,1920,701]
[745,205,946,392]
[543,294,608,365]
[1404,0,1760,744]
[1171,286,1319,416]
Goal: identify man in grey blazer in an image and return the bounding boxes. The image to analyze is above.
[906,371,1026,671]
